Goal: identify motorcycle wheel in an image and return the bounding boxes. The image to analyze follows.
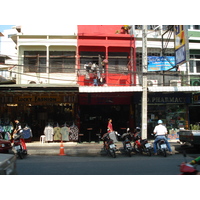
[109,149,116,158]
[127,149,132,157]
[146,148,151,156]
[17,150,24,159]
[134,143,141,154]
[163,149,167,157]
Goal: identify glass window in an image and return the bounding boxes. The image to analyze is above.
[49,51,75,73]
[196,61,200,73]
[24,51,46,73]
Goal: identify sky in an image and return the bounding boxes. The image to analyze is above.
[0,25,14,32]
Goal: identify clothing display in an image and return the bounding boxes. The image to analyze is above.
[44,125,54,142]
[60,126,70,141]
[0,124,13,141]
[22,126,33,139]
[69,124,79,141]
[53,126,61,141]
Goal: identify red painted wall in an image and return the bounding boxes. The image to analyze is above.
[77,25,136,86]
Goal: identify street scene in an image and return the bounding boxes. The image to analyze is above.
[12,140,200,175]
[1,25,200,178]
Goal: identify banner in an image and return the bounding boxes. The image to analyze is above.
[148,56,175,71]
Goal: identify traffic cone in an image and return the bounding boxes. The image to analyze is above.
[59,141,66,156]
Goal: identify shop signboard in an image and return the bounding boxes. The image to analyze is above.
[148,56,175,71]
[133,93,191,104]
[174,25,189,65]
[193,93,200,104]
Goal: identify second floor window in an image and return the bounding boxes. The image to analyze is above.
[24,51,76,73]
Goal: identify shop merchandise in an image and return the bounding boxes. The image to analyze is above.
[22,125,33,139]
[44,124,54,142]
[69,123,79,141]
[53,126,62,141]
[60,126,70,141]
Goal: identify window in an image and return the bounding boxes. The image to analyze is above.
[24,51,46,73]
[49,51,75,73]
[189,54,200,73]
[108,52,129,74]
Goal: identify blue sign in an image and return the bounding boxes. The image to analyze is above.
[148,56,175,71]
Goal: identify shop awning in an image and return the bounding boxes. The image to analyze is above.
[79,86,143,93]
[148,86,200,92]
[0,84,79,92]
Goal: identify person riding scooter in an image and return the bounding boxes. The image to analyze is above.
[153,120,172,155]
[13,119,27,153]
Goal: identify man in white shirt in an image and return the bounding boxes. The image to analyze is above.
[153,120,172,155]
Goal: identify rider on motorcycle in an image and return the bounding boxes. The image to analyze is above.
[153,120,172,155]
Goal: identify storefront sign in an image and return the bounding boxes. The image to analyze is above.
[15,96,61,103]
[148,96,186,103]
[133,93,191,104]
[174,25,189,65]
[193,94,200,104]
[148,56,175,71]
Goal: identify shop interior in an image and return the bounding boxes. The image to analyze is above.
[79,104,130,142]
[0,103,75,141]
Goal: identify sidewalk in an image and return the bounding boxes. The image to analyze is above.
[25,140,181,156]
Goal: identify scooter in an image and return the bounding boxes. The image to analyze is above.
[133,129,152,156]
[121,128,133,157]
[102,132,117,158]
[179,150,199,175]
[155,137,168,157]
[12,133,27,159]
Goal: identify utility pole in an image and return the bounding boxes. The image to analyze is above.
[141,25,148,139]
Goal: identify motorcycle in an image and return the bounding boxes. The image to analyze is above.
[102,132,118,158]
[133,129,152,156]
[179,150,199,175]
[151,133,168,157]
[12,133,27,159]
[121,128,133,157]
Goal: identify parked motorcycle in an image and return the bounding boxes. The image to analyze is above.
[12,133,27,159]
[133,128,152,156]
[121,128,133,157]
[102,132,118,158]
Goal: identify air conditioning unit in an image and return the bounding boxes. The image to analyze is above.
[27,80,37,84]
[190,79,200,86]
[170,80,181,86]
[147,80,158,86]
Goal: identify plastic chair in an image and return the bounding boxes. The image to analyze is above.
[40,135,46,144]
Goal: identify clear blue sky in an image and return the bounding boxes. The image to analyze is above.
[0,25,14,32]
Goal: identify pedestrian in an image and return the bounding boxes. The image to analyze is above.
[107,118,113,133]
[153,120,172,155]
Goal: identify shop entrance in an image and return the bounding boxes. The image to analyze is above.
[28,104,74,140]
[80,104,130,142]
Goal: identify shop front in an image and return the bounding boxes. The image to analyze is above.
[134,92,192,140]
[79,92,134,142]
[0,85,78,141]
[189,93,200,126]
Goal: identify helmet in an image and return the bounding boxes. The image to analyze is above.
[158,120,163,124]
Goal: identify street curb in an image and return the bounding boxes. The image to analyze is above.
[26,142,179,156]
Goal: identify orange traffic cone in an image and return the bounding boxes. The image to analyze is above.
[59,141,66,156]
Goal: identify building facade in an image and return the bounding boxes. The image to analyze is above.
[0,25,200,142]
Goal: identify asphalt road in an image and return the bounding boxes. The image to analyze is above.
[15,153,198,175]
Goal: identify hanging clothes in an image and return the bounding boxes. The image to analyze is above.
[44,125,54,142]
[53,126,61,141]
[69,123,79,141]
[22,126,33,139]
[60,126,70,141]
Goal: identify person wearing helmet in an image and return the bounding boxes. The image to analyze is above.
[153,120,172,155]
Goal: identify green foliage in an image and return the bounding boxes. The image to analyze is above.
[190,124,200,130]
